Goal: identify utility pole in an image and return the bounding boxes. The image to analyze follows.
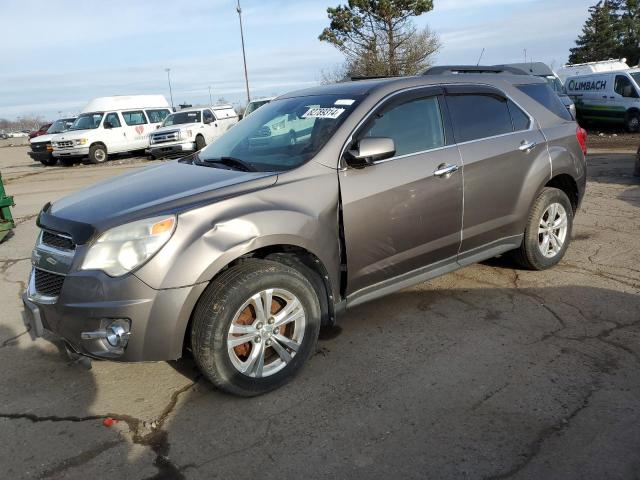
[236,0,251,105]
[523,49,527,64]
[476,48,485,66]
[165,68,174,110]
[209,86,213,105]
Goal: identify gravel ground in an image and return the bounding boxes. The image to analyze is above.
[0,146,638,479]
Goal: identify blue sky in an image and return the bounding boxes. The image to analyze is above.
[0,0,590,120]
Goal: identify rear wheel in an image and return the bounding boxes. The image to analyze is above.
[195,135,206,151]
[191,259,321,396]
[88,144,108,164]
[511,187,573,270]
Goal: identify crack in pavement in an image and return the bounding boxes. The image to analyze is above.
[0,328,30,348]
[483,386,598,480]
[0,377,201,479]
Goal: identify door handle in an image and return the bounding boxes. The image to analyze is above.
[519,141,537,153]
[433,163,459,178]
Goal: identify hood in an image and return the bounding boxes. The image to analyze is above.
[154,122,200,134]
[51,129,93,141]
[30,133,57,144]
[42,161,277,243]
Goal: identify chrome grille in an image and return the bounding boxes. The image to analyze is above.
[34,268,65,297]
[31,141,48,152]
[151,130,180,144]
[41,230,75,251]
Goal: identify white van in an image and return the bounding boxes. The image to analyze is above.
[148,105,238,158]
[51,95,172,164]
[565,69,640,131]
[557,59,630,83]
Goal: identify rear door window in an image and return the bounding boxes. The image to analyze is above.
[516,84,573,121]
[145,109,171,123]
[122,110,148,125]
[361,96,445,157]
[446,94,513,143]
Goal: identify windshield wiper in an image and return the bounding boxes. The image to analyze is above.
[200,156,257,172]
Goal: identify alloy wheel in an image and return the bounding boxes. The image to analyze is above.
[538,202,568,258]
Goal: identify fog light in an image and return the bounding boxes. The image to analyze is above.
[81,318,131,350]
[106,319,131,348]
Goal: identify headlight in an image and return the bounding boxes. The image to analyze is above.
[74,138,87,145]
[81,216,176,277]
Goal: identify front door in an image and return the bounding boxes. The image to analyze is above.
[102,112,126,152]
[443,86,547,259]
[339,88,463,295]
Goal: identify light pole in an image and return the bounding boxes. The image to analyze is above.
[165,68,174,110]
[209,86,213,105]
[236,0,251,105]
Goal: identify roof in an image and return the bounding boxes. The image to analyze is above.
[278,72,545,99]
[82,95,170,113]
[494,62,555,77]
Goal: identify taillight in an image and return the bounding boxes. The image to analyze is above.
[576,126,587,156]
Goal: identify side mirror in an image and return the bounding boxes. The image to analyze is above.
[345,137,396,167]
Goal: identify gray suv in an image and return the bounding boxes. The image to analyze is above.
[23,70,587,396]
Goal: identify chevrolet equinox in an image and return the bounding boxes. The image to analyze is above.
[24,68,587,396]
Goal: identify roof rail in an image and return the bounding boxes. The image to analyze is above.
[349,75,397,81]
[423,65,527,76]
[562,58,627,68]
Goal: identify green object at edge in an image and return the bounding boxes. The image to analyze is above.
[0,171,15,243]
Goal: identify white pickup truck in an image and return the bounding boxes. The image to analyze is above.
[147,105,238,158]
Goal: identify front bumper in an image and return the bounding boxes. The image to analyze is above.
[52,146,90,158]
[147,142,195,158]
[23,268,206,361]
[28,151,53,162]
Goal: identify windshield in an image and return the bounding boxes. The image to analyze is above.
[47,118,74,134]
[162,111,201,126]
[193,94,362,172]
[545,76,565,94]
[244,100,271,117]
[629,73,640,88]
[71,113,104,130]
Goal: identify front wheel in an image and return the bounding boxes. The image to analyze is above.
[88,144,108,164]
[191,259,321,396]
[626,111,640,133]
[511,187,574,270]
[40,157,57,166]
[195,135,206,151]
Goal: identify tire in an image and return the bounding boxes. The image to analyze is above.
[88,144,108,164]
[40,157,57,167]
[511,187,574,270]
[195,135,206,151]
[191,259,321,396]
[625,111,640,133]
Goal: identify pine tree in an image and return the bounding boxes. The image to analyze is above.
[569,1,620,63]
[617,0,640,65]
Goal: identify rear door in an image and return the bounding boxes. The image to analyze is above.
[444,85,547,261]
[121,110,150,150]
[339,87,463,295]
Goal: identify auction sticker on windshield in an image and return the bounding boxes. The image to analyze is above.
[302,107,345,119]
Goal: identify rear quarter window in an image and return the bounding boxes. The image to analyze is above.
[146,109,171,123]
[516,84,573,121]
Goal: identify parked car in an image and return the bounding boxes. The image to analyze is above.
[50,95,171,165]
[565,69,640,131]
[147,105,238,159]
[496,62,575,118]
[243,97,274,118]
[29,123,52,139]
[24,70,586,396]
[0,132,8,139]
[28,118,76,166]
[8,131,29,138]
